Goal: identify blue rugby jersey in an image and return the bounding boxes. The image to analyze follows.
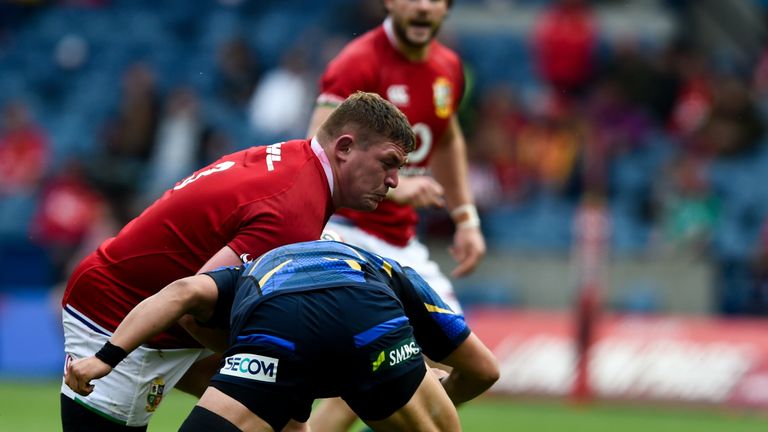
[203,240,470,362]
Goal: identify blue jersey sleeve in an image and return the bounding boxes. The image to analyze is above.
[200,265,245,329]
[391,266,471,362]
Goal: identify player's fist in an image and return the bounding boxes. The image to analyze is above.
[386,176,444,208]
[65,356,113,396]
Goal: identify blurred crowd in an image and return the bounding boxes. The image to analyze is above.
[2,0,768,315]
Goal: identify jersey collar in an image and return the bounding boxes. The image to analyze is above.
[383,17,399,50]
[311,137,334,196]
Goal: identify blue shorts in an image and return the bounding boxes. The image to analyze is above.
[209,285,427,430]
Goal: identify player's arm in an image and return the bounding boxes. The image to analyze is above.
[198,245,242,272]
[396,267,499,405]
[306,103,336,138]
[435,333,499,405]
[64,274,221,396]
[181,245,243,350]
[429,116,486,278]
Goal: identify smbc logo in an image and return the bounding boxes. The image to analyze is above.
[371,337,421,372]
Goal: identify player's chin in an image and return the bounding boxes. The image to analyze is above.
[406,28,434,45]
[359,195,386,211]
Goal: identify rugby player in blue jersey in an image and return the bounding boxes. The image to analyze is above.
[65,240,499,431]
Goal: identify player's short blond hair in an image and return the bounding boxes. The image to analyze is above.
[319,91,415,154]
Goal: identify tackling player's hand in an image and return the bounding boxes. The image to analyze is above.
[449,225,486,278]
[386,176,445,208]
[65,356,113,396]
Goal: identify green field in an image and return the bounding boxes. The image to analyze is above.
[2,380,767,431]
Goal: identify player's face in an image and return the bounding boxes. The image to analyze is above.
[386,0,449,49]
[341,140,407,211]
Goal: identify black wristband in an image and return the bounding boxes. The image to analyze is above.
[94,341,129,368]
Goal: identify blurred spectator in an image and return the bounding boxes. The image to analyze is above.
[698,77,764,157]
[214,36,260,108]
[29,160,110,281]
[54,34,89,71]
[143,86,202,202]
[516,96,585,197]
[668,45,713,139]
[532,0,598,101]
[93,61,161,223]
[0,100,49,195]
[654,153,718,252]
[247,45,312,140]
[589,77,651,158]
[602,38,682,126]
[142,86,231,204]
[467,84,531,204]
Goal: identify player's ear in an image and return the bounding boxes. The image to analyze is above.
[334,135,355,161]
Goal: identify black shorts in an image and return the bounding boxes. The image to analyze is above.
[179,406,240,432]
[210,285,427,431]
[60,394,147,432]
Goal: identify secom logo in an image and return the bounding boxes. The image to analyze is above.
[220,353,279,383]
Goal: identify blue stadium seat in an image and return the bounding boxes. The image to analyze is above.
[609,201,650,255]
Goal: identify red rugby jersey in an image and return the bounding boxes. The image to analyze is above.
[318,22,464,246]
[62,139,334,348]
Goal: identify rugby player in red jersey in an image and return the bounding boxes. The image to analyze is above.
[306,1,491,430]
[59,92,414,432]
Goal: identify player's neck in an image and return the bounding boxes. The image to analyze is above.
[383,17,430,62]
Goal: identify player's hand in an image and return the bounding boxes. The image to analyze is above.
[386,176,445,208]
[449,225,486,278]
[65,356,113,396]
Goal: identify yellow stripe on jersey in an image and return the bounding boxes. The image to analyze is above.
[425,303,455,315]
[381,260,393,277]
[259,259,293,287]
[345,260,362,271]
[323,257,363,271]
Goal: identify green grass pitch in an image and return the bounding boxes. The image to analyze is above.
[1,380,767,431]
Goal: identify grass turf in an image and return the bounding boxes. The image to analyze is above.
[1,380,767,431]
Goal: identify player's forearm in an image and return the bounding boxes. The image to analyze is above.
[178,315,229,353]
[440,367,496,405]
[306,105,335,138]
[438,333,500,405]
[110,277,203,352]
[430,118,473,210]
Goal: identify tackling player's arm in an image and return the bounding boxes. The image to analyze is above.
[430,116,486,278]
[64,273,224,396]
[395,266,499,405]
[434,333,499,404]
[306,104,335,138]
[180,245,244,350]
[198,245,242,272]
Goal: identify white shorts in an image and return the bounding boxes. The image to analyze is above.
[324,219,462,314]
[60,305,212,427]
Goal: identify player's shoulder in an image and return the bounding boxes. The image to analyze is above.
[246,139,313,165]
[429,40,463,71]
[332,26,387,65]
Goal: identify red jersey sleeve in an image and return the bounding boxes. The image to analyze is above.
[318,38,380,104]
